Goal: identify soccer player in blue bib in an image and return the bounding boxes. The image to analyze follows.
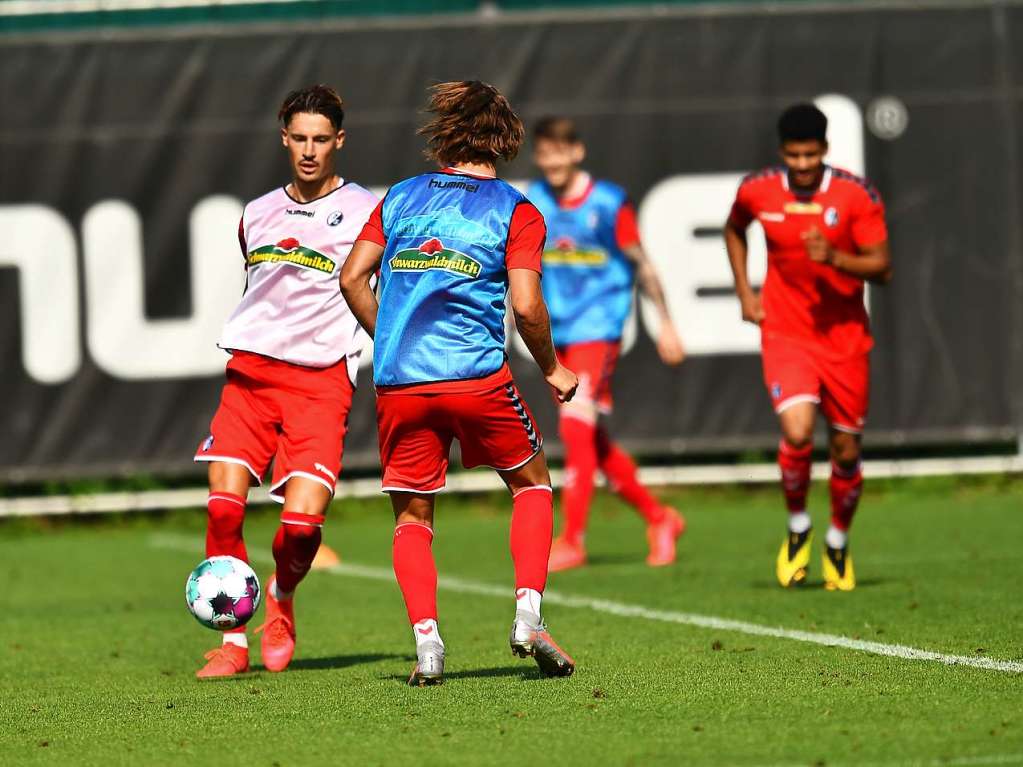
[341,81,578,686]
[528,116,687,572]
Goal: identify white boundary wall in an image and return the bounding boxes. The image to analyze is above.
[2,454,1021,518]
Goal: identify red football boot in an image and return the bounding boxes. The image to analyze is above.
[195,643,249,679]
[548,536,587,573]
[255,577,296,672]
[646,507,686,567]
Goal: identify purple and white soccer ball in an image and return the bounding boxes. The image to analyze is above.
[185,556,261,630]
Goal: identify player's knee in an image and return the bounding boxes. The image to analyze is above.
[781,430,813,451]
[391,493,435,526]
[830,436,861,467]
[208,461,250,496]
[283,497,331,517]
[501,450,551,495]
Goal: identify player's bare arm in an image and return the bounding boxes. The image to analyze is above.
[802,227,892,284]
[339,240,384,337]
[724,218,765,325]
[508,268,578,403]
[621,243,685,365]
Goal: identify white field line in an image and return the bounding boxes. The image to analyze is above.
[150,533,1023,675]
[5,453,1023,518]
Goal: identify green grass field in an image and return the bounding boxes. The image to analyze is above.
[2,476,1022,766]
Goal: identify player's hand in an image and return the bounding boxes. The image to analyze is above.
[545,363,578,403]
[739,291,765,325]
[803,226,834,264]
[656,324,686,366]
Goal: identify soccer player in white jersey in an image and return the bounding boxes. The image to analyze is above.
[191,85,378,679]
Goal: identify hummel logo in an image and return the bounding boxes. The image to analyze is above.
[516,588,528,600]
[417,626,434,636]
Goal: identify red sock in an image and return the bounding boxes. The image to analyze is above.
[560,414,597,545]
[392,523,437,625]
[778,440,813,513]
[206,493,248,561]
[596,427,664,524]
[510,486,554,592]
[830,461,863,532]
[271,511,324,595]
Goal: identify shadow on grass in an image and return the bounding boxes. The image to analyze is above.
[750,577,888,590]
[383,664,545,684]
[583,553,646,567]
[252,652,400,672]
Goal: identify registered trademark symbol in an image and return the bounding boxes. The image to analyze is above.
[866,96,909,140]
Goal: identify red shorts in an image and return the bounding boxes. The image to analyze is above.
[195,351,354,502]
[375,366,543,493]
[762,336,869,433]
[556,340,620,414]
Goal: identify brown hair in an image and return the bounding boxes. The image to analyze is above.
[418,81,524,166]
[533,115,580,144]
[278,84,345,130]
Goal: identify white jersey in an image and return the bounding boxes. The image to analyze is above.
[219,180,378,381]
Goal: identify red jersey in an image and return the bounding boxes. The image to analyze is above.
[729,166,888,359]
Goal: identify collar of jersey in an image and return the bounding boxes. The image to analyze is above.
[783,165,833,196]
[282,178,346,205]
[441,167,497,180]
[554,172,595,210]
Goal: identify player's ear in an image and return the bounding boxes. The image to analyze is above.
[335,129,346,151]
[572,142,586,164]
[280,127,289,148]
[820,140,829,158]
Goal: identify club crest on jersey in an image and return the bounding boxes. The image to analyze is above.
[824,207,840,227]
[389,238,482,279]
[246,237,336,274]
[327,210,344,227]
[542,235,608,266]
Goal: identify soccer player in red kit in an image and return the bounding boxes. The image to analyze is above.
[528,117,686,572]
[724,103,892,591]
[341,81,578,685]
[192,85,378,677]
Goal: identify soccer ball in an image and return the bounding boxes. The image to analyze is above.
[185,556,261,631]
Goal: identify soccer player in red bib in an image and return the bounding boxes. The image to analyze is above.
[192,85,378,678]
[341,81,578,685]
[724,103,892,591]
[527,117,687,572]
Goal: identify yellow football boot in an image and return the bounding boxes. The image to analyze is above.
[776,529,812,587]
[822,545,856,591]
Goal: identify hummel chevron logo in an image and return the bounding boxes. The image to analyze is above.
[417,626,434,636]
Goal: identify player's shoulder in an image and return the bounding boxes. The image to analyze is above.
[525,179,557,209]
[337,179,379,209]
[243,185,288,215]
[492,176,528,202]
[738,165,786,192]
[590,178,629,205]
[828,166,882,204]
